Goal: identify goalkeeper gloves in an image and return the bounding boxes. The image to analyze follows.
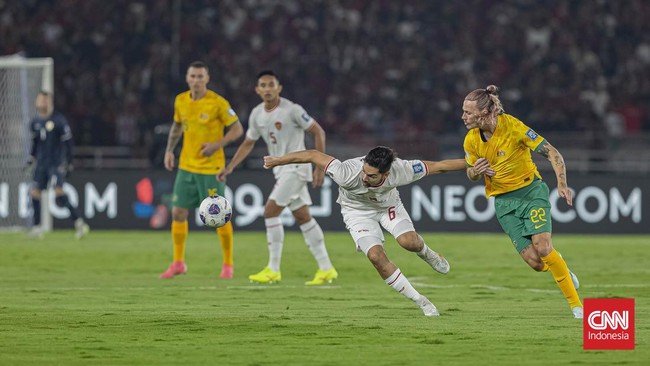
[58,162,74,178]
[24,157,36,175]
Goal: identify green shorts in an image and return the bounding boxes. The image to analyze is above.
[494,179,552,253]
[172,168,226,209]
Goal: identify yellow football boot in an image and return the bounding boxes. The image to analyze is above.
[305,267,338,285]
[248,267,281,284]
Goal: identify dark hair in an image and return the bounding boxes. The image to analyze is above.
[364,146,396,174]
[464,84,504,115]
[188,61,209,73]
[256,70,279,84]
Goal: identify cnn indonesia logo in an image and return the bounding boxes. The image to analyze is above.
[584,298,635,350]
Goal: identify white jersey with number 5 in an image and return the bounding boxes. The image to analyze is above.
[324,157,429,211]
[247,97,315,181]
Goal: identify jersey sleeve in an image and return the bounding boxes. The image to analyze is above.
[219,99,239,127]
[390,159,427,185]
[463,134,479,167]
[59,116,72,142]
[173,96,182,124]
[291,103,315,130]
[325,158,358,189]
[58,116,74,163]
[245,110,261,141]
[515,120,546,152]
[29,119,38,158]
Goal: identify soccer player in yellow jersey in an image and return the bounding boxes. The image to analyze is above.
[462,85,583,319]
[160,61,243,279]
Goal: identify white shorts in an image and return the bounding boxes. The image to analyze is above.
[268,172,313,211]
[342,202,415,255]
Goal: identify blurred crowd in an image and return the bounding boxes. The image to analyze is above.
[2,0,649,161]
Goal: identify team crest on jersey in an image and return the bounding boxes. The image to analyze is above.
[412,162,424,174]
[274,121,283,130]
[199,113,209,120]
[526,129,538,140]
[301,113,311,122]
[228,108,236,117]
[497,150,506,156]
[45,121,55,131]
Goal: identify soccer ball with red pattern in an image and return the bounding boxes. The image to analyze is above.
[199,195,232,228]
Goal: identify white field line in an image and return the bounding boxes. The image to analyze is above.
[3,283,646,292]
[408,277,649,293]
[6,285,342,291]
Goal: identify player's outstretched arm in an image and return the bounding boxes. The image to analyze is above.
[537,142,572,206]
[424,159,467,175]
[264,149,335,171]
[306,121,327,188]
[218,137,256,181]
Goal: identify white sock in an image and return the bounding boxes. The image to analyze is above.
[265,217,284,272]
[300,218,332,271]
[417,242,430,258]
[384,268,421,302]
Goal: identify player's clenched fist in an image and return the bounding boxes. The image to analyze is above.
[263,156,279,169]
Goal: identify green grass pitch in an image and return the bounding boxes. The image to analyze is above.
[0,230,648,365]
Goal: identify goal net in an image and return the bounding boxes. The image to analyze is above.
[0,55,53,231]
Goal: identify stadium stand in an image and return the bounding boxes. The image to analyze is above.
[1,0,648,171]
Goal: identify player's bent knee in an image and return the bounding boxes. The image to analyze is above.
[263,200,285,218]
[395,231,420,251]
[365,245,387,264]
[172,207,189,221]
[291,207,312,225]
[356,236,383,256]
[528,259,545,271]
[532,238,553,257]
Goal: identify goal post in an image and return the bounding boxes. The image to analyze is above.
[0,55,54,232]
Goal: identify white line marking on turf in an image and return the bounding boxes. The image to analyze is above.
[526,289,560,294]
[6,283,647,292]
[410,280,650,293]
[7,285,343,291]
[471,285,510,291]
[584,284,649,288]
[410,283,463,289]
[227,285,296,290]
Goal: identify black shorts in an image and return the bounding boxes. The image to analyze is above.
[33,165,65,190]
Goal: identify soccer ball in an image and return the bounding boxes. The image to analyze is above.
[198,195,232,228]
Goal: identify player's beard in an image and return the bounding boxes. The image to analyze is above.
[464,119,479,130]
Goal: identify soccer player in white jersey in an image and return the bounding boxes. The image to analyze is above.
[218,70,337,285]
[263,146,466,316]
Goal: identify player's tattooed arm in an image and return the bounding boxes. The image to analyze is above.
[166,122,183,152]
[543,142,573,206]
[163,122,184,171]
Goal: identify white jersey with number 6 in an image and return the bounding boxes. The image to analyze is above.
[247,97,314,181]
[324,157,429,211]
